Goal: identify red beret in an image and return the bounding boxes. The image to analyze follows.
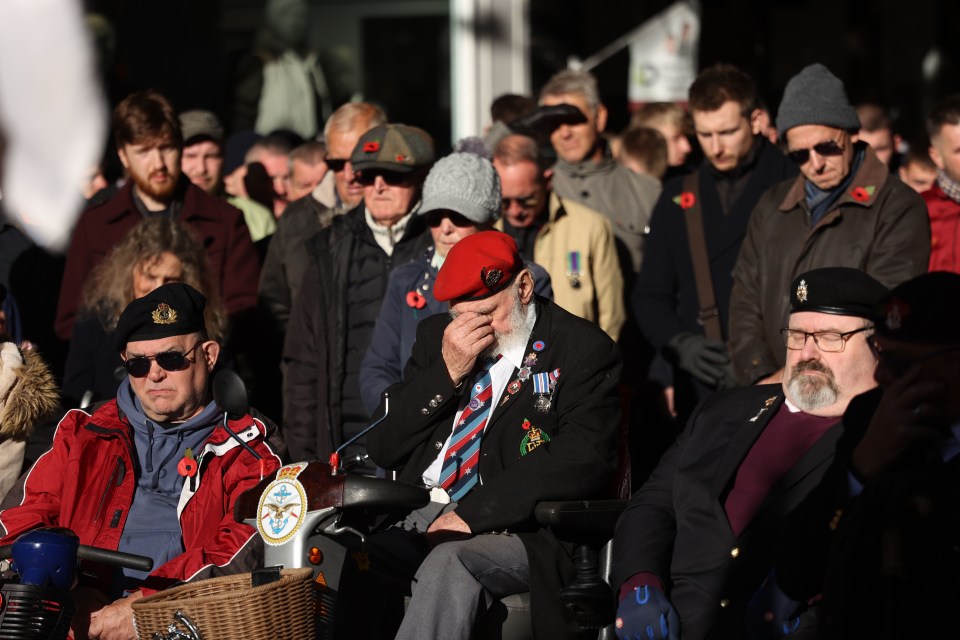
[434,231,523,302]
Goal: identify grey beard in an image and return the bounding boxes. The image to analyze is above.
[786,361,840,411]
[483,298,536,360]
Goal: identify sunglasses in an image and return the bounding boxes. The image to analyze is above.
[501,195,540,210]
[356,169,410,187]
[123,341,202,378]
[786,139,845,164]
[325,158,349,172]
[424,210,475,228]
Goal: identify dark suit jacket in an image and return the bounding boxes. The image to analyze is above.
[367,297,622,638]
[612,384,843,640]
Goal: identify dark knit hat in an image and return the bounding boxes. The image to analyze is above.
[420,153,501,224]
[351,124,434,174]
[434,231,523,302]
[873,271,960,344]
[114,283,208,351]
[179,110,224,146]
[223,131,263,175]
[789,268,889,319]
[776,64,861,137]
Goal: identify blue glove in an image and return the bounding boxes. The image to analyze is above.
[615,584,680,640]
[745,571,804,639]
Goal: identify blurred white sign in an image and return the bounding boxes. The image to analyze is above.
[627,1,701,105]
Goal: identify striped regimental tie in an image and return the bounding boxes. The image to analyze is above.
[438,357,498,501]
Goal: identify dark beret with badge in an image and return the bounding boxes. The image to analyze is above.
[113,282,208,351]
[789,267,888,319]
[434,231,524,302]
[873,271,960,344]
[351,124,435,174]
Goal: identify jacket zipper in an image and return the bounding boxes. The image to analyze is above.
[94,456,125,524]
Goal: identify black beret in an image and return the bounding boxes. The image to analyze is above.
[789,267,889,319]
[114,283,207,351]
[874,271,960,343]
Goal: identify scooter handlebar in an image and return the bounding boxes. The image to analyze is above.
[77,545,153,572]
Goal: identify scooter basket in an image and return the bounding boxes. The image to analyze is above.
[132,568,315,640]
[0,583,74,640]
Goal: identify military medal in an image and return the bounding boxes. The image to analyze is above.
[566,251,583,289]
[532,372,553,413]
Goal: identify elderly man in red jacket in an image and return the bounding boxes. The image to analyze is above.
[2,283,284,640]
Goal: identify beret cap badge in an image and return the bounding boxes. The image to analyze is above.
[796,279,808,303]
[151,303,178,325]
[482,267,503,289]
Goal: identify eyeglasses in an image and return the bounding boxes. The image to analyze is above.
[786,138,845,164]
[424,210,475,228]
[780,327,871,352]
[123,341,202,377]
[355,169,410,187]
[867,335,960,377]
[501,195,540,211]
[325,158,349,172]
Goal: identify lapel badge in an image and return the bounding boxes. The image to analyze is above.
[482,267,503,289]
[796,279,808,303]
[152,302,178,325]
[520,419,551,456]
[508,380,522,395]
[532,340,546,352]
[523,353,537,368]
[518,367,531,381]
[764,396,776,407]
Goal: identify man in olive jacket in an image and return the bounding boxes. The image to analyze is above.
[729,63,929,386]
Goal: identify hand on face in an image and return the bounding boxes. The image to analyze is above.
[851,364,947,482]
[442,311,495,386]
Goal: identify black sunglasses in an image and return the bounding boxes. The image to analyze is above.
[786,139,845,164]
[123,341,202,378]
[424,210,475,228]
[501,195,540,210]
[325,158,349,172]
[356,169,410,187]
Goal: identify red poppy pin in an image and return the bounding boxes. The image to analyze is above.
[673,192,696,209]
[178,448,198,477]
[850,186,875,202]
[363,141,380,153]
[406,291,426,309]
[396,154,407,163]
[521,419,532,430]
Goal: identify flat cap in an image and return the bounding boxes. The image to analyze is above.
[789,267,888,319]
[874,271,960,343]
[114,283,207,351]
[179,110,224,146]
[351,124,434,173]
[434,231,523,302]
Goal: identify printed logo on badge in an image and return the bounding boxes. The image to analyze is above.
[257,464,308,546]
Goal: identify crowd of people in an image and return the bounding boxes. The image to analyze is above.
[0,53,959,640]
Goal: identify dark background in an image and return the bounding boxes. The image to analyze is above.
[82,0,960,148]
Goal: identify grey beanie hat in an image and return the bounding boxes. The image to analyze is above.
[419,152,501,224]
[776,64,861,137]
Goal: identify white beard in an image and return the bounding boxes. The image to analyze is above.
[482,297,536,360]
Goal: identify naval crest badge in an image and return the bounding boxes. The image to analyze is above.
[151,302,178,325]
[885,299,908,331]
[257,464,308,546]
[796,279,808,303]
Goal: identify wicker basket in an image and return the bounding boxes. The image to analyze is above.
[132,568,315,640]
